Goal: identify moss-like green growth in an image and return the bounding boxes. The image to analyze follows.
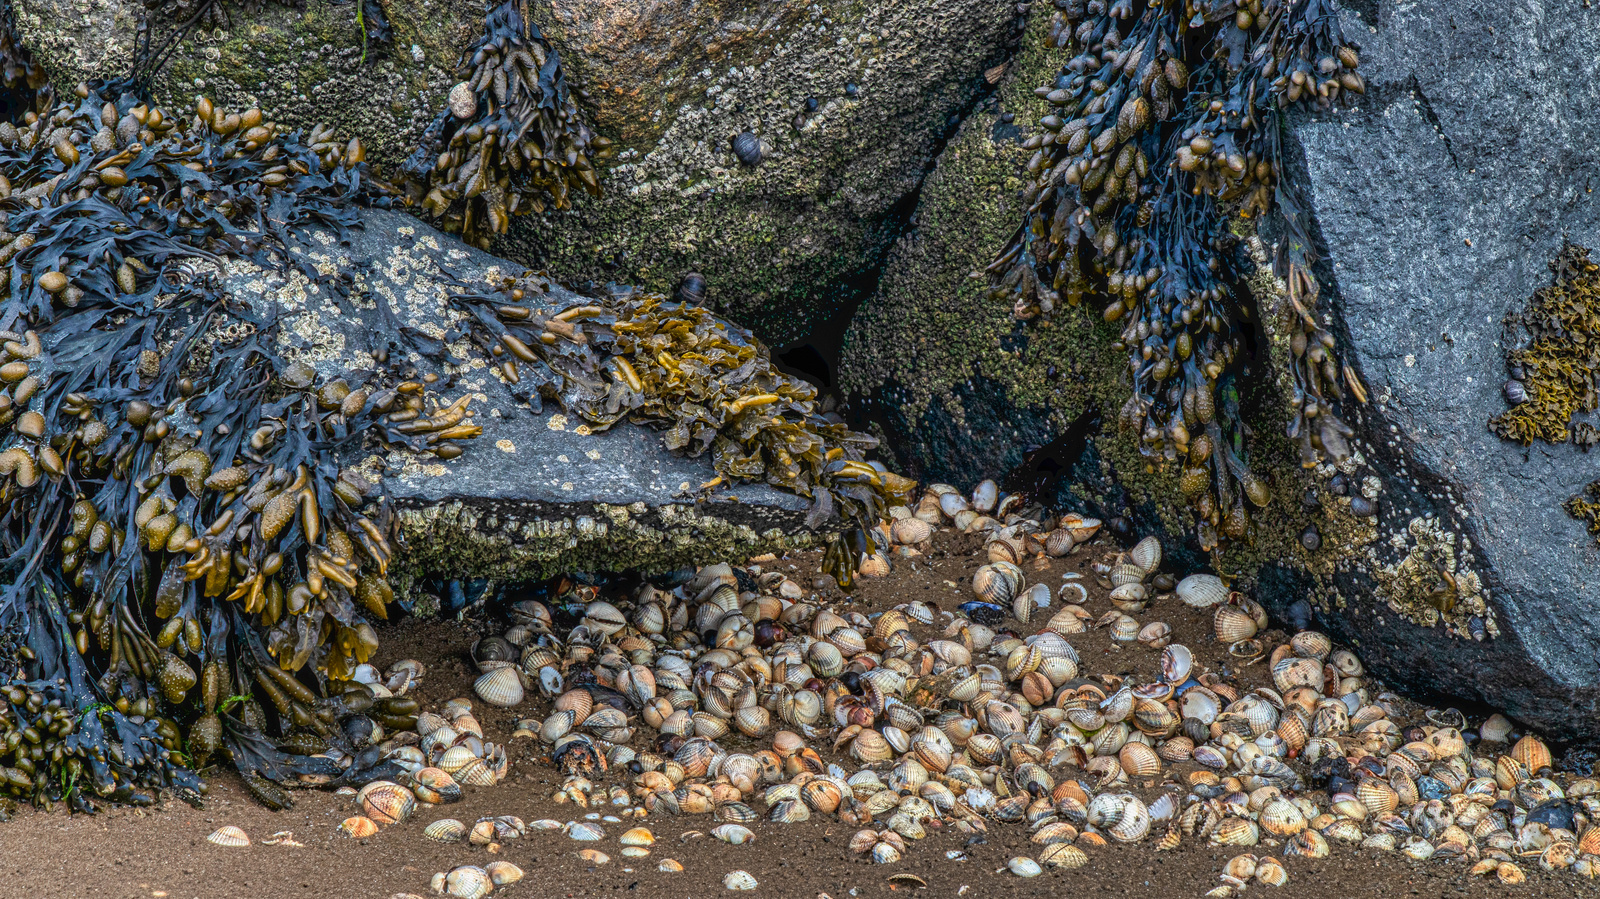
[839,11,1186,527]
[500,0,1021,348]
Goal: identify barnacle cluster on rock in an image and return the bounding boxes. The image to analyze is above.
[400,0,612,249]
[447,275,914,587]
[990,0,1365,549]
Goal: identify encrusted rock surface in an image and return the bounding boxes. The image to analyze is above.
[17,0,1022,347]
[505,0,1021,346]
[207,207,817,593]
[13,0,477,167]
[1283,1,1600,738]
[845,2,1600,738]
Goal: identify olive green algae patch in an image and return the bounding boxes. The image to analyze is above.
[1491,243,1600,447]
[1491,242,1600,550]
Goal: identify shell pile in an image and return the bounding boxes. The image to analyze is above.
[397,477,1600,891]
[331,693,511,835]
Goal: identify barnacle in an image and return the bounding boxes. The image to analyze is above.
[992,0,1364,548]
[447,277,914,588]
[400,0,613,249]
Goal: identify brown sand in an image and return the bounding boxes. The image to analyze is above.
[0,533,1594,899]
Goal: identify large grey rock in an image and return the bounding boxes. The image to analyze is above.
[209,207,818,595]
[15,0,1023,348]
[1284,1,1600,738]
[841,1,1600,738]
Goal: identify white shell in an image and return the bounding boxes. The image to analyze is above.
[1129,535,1162,573]
[724,870,760,890]
[1176,573,1229,608]
[445,866,490,899]
[1007,856,1043,877]
[1180,687,1221,724]
[486,861,525,886]
[1160,644,1193,684]
[713,823,756,845]
[206,825,249,847]
[473,666,526,707]
[424,818,467,843]
[971,479,999,513]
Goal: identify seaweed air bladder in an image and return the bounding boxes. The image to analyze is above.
[990,0,1366,549]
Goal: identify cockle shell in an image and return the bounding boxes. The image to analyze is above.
[1214,605,1260,643]
[359,781,416,825]
[972,562,1024,605]
[424,818,468,842]
[1177,574,1228,608]
[206,825,249,847]
[1129,536,1162,573]
[444,866,490,899]
[891,517,935,545]
[473,666,526,707]
[339,815,379,838]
